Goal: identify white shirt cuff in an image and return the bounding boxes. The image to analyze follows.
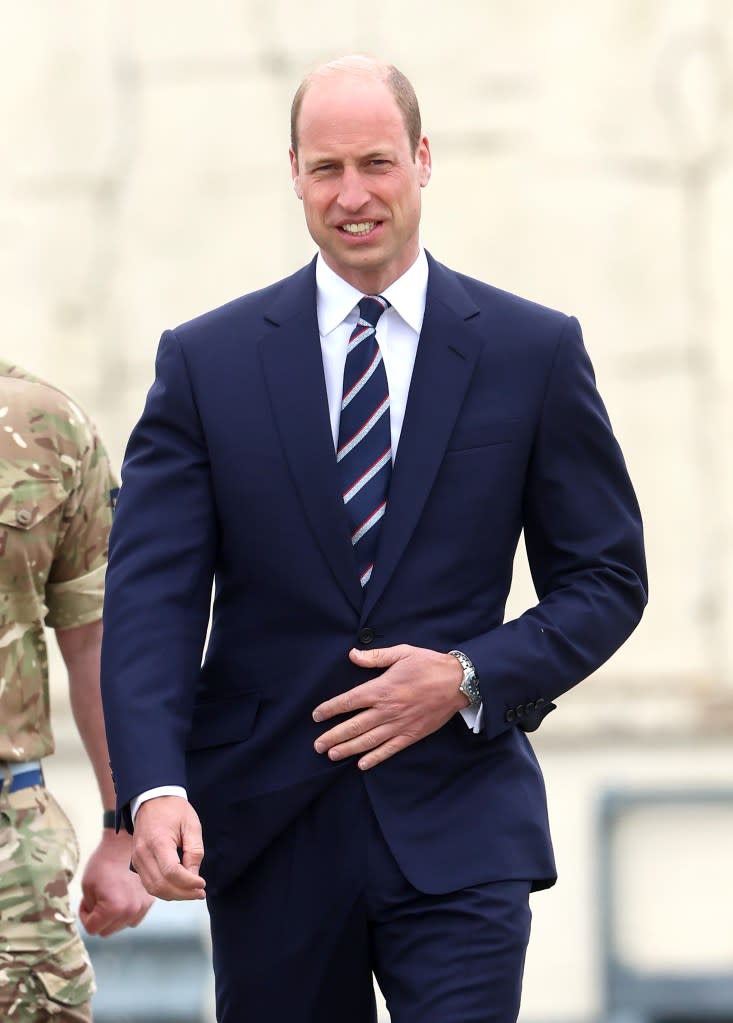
[459,702,484,734]
[131,785,188,823]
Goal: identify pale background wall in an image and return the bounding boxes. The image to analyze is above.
[2,1,732,1020]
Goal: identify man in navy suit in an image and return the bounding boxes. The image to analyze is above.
[101,55,647,1023]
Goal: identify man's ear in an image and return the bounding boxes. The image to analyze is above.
[417,135,432,188]
[289,147,303,199]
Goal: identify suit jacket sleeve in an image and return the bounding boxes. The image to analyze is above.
[101,329,217,821]
[460,315,647,740]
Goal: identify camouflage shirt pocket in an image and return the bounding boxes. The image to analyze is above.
[33,955,96,1008]
[0,476,67,624]
[0,476,67,533]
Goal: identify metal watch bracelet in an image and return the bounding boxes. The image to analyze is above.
[449,649,481,706]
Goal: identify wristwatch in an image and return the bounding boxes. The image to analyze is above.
[449,650,481,707]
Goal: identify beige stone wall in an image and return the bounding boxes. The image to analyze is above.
[4,2,732,1020]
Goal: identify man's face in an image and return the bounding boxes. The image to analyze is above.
[290,74,431,294]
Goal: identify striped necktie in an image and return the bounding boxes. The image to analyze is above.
[337,295,391,589]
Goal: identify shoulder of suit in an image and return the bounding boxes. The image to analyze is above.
[170,262,314,343]
[454,269,571,328]
[428,256,572,332]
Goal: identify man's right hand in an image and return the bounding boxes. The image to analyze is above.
[131,795,206,901]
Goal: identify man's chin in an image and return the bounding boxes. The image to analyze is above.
[323,246,384,274]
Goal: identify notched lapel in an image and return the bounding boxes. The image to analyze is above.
[258,263,363,612]
[362,258,483,620]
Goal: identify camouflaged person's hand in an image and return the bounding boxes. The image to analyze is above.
[80,830,155,937]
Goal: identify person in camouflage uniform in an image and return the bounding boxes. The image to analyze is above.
[0,360,153,1022]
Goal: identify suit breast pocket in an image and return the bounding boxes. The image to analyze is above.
[445,416,522,454]
[186,691,261,751]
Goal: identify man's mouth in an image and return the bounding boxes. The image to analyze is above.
[339,221,378,235]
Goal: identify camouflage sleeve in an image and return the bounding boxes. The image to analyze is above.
[45,423,119,630]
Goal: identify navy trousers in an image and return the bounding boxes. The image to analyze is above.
[207,770,532,1023]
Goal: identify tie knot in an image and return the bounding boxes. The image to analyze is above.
[358,295,390,328]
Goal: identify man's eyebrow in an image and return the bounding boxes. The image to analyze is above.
[360,148,394,160]
[304,155,340,169]
[303,148,394,170]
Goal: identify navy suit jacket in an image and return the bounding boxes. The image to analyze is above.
[101,253,647,896]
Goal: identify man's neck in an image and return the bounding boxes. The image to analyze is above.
[318,250,423,296]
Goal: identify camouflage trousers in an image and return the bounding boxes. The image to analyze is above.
[0,780,95,1022]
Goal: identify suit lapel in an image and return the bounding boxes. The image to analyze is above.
[361,256,482,621]
[258,260,363,612]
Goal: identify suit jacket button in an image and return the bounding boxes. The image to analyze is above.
[515,704,525,718]
[505,708,516,723]
[535,698,545,709]
[358,627,375,645]
[525,701,535,713]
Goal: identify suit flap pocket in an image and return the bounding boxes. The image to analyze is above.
[446,417,522,453]
[186,691,261,751]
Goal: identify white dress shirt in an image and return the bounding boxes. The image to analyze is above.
[131,249,481,821]
[316,249,425,456]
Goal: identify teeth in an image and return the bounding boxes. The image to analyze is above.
[342,222,376,235]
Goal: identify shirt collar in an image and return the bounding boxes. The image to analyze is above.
[316,248,428,337]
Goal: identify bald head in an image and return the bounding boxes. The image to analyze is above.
[290,55,422,156]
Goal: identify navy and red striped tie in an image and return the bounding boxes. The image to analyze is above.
[337,295,392,589]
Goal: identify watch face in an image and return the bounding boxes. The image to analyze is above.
[460,675,480,706]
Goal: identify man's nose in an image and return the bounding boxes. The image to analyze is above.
[337,168,370,211]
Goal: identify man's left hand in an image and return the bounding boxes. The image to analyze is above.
[312,644,468,770]
[79,831,155,937]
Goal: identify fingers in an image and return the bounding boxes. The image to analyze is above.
[132,798,206,901]
[314,707,382,753]
[94,903,148,938]
[128,895,155,928]
[79,887,155,937]
[313,646,408,723]
[312,644,465,769]
[312,681,373,723]
[315,715,388,759]
[133,840,206,901]
[312,645,411,756]
[348,645,405,669]
[81,904,127,938]
[180,819,205,875]
[320,723,409,767]
[78,899,98,933]
[356,735,412,771]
